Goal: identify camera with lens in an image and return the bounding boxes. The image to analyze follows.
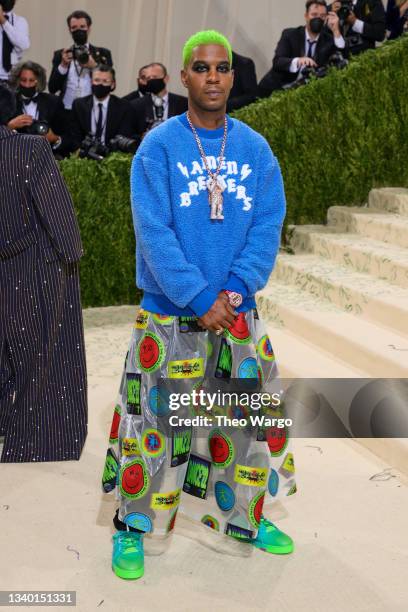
[79,134,109,161]
[283,52,348,91]
[108,134,139,155]
[71,45,90,66]
[79,133,139,161]
[145,94,165,132]
[334,0,354,22]
[26,120,49,136]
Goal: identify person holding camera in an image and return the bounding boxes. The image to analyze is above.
[48,10,113,111]
[0,0,29,84]
[70,64,138,155]
[330,0,386,54]
[258,0,345,97]
[129,62,187,136]
[7,61,72,157]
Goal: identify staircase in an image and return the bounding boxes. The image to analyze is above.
[258,188,408,471]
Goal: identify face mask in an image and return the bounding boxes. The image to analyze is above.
[72,29,88,45]
[19,85,37,99]
[145,78,165,95]
[309,17,324,34]
[138,81,148,94]
[1,1,16,12]
[92,84,112,100]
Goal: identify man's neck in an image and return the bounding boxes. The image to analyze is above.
[187,105,226,130]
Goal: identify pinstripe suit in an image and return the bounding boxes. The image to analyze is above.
[0,127,87,462]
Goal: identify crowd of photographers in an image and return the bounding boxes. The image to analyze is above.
[0,0,404,160]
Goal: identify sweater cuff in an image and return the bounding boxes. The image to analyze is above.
[188,288,218,317]
[224,274,249,299]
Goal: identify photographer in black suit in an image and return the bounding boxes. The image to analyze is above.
[48,10,113,110]
[330,0,386,54]
[258,0,346,97]
[129,62,187,136]
[227,51,258,111]
[123,64,150,102]
[70,65,138,154]
[7,61,71,157]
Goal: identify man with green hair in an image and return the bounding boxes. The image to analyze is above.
[103,29,296,580]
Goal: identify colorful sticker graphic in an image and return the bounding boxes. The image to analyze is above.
[120,459,150,500]
[248,491,265,528]
[208,429,234,468]
[279,452,295,478]
[151,313,174,326]
[109,404,121,444]
[266,426,288,457]
[126,373,141,415]
[135,309,149,329]
[268,469,279,497]
[228,404,250,423]
[171,427,192,467]
[238,357,258,379]
[201,515,220,531]
[225,313,251,345]
[287,482,297,496]
[167,509,178,532]
[234,464,268,487]
[123,512,153,533]
[122,437,140,456]
[141,429,165,458]
[214,481,236,512]
[102,448,119,493]
[257,335,275,362]
[225,523,253,540]
[137,332,165,374]
[168,358,204,379]
[215,338,232,379]
[179,316,205,333]
[150,488,181,510]
[183,454,211,499]
[149,385,171,417]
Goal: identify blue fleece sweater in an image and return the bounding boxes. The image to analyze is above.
[131,112,286,317]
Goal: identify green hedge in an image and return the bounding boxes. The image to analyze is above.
[60,37,408,307]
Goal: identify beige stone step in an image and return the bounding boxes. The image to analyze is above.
[266,325,368,378]
[273,253,408,336]
[369,187,408,216]
[257,281,408,378]
[327,206,408,249]
[288,227,408,289]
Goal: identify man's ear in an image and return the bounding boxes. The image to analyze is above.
[180,69,188,89]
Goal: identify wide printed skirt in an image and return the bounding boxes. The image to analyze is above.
[103,308,296,539]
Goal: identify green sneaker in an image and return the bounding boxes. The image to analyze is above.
[252,517,294,554]
[112,531,144,580]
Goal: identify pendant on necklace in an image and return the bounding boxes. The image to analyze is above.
[208,177,225,220]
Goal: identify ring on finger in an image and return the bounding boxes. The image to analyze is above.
[215,328,224,336]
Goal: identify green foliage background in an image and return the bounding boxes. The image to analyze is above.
[60,37,408,307]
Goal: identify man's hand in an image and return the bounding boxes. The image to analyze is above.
[0,6,6,25]
[61,48,73,68]
[83,55,97,69]
[346,11,357,26]
[46,128,60,145]
[331,1,341,12]
[7,114,34,130]
[298,57,317,69]
[327,11,341,36]
[198,292,236,333]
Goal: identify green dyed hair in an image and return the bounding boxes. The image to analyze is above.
[182,30,232,68]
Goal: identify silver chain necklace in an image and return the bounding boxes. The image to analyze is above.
[186,112,228,220]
